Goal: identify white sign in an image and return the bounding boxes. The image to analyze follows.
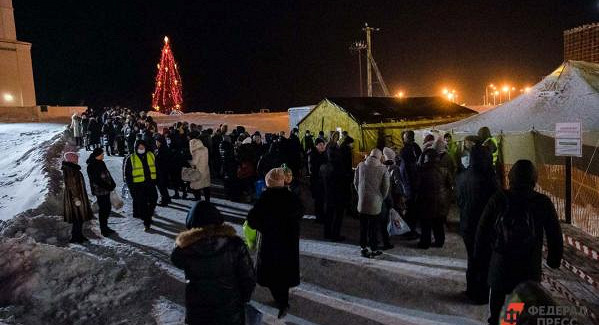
[555,122,582,157]
[556,122,581,139]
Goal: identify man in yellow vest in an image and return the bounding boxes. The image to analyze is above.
[477,127,499,166]
[124,139,158,231]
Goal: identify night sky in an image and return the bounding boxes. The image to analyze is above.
[14,0,599,111]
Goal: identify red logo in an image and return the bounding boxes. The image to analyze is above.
[501,302,525,325]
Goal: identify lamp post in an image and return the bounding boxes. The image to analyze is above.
[485,84,494,106]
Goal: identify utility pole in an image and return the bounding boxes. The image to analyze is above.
[349,41,366,96]
[362,23,389,97]
[363,23,377,97]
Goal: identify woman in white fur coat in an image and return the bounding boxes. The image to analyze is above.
[189,138,211,202]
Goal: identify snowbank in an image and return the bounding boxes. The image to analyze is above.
[0,123,67,220]
[0,215,181,325]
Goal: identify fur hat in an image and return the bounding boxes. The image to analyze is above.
[265,167,286,188]
[382,147,396,162]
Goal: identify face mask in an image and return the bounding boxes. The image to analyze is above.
[461,155,470,169]
[137,149,146,155]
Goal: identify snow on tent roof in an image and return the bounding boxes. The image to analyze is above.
[326,96,476,124]
[439,60,599,134]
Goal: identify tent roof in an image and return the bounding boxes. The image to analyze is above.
[439,60,599,134]
[323,96,475,124]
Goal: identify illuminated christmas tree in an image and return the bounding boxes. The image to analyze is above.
[151,36,183,113]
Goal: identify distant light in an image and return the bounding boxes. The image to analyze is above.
[502,86,509,92]
[3,93,14,102]
[524,87,531,93]
[494,90,500,95]
[395,91,405,98]
[164,36,169,43]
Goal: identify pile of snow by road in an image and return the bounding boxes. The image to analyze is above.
[0,215,177,325]
[0,123,66,220]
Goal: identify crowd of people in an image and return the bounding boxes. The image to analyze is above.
[63,108,564,325]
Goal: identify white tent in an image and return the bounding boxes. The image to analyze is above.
[439,60,599,134]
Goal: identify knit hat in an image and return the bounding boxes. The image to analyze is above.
[63,152,79,164]
[315,138,325,145]
[382,147,395,162]
[185,201,224,229]
[369,148,382,160]
[265,167,286,188]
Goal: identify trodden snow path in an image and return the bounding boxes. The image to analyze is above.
[77,149,485,325]
[0,123,65,220]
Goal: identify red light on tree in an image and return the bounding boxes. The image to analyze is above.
[151,36,183,113]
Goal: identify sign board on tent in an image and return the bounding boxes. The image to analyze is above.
[555,122,582,157]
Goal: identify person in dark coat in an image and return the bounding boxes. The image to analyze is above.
[416,137,453,249]
[87,118,102,149]
[257,142,283,180]
[474,160,563,325]
[167,134,186,199]
[399,130,422,239]
[81,114,90,151]
[321,131,347,241]
[155,136,172,206]
[101,119,116,156]
[284,128,303,179]
[456,141,497,303]
[211,129,224,178]
[219,135,238,199]
[124,139,158,231]
[62,152,94,243]
[86,148,117,236]
[171,202,256,325]
[247,167,304,319]
[308,138,327,223]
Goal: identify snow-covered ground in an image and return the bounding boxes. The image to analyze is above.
[0,123,65,220]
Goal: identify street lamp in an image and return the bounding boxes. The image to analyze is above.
[3,93,14,102]
[395,90,405,98]
[485,84,492,105]
[493,90,499,105]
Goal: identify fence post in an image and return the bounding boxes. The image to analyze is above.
[565,156,572,224]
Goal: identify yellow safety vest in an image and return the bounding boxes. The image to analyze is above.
[130,152,156,183]
[484,137,500,166]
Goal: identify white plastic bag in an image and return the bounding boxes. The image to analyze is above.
[387,208,410,236]
[110,191,124,210]
[121,184,130,200]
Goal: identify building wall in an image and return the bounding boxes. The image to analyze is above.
[0,106,87,122]
[564,23,599,63]
[0,0,36,108]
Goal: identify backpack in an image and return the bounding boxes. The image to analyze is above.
[493,193,537,255]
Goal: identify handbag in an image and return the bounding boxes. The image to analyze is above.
[387,208,410,236]
[245,303,263,325]
[110,191,124,210]
[181,167,202,182]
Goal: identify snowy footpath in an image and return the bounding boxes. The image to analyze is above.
[0,125,488,325]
